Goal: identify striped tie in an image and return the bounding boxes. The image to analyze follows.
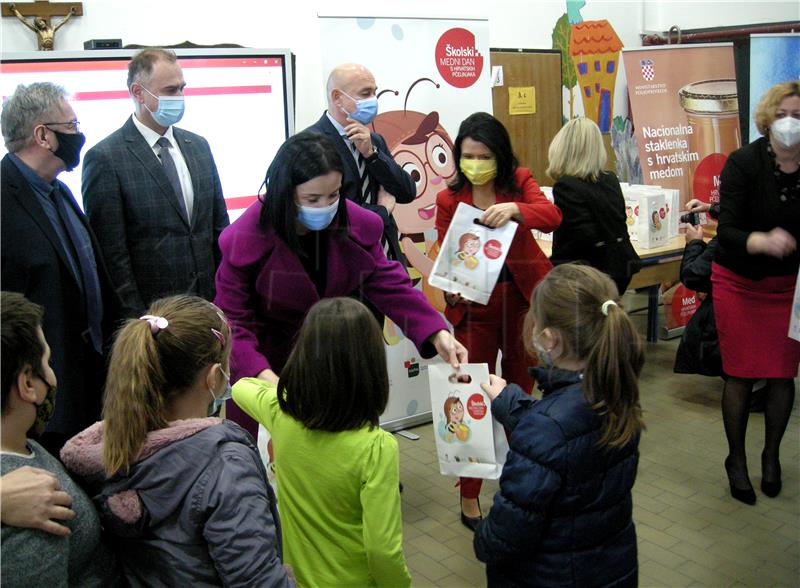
[351,141,370,202]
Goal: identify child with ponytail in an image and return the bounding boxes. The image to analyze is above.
[61,295,293,587]
[474,264,644,588]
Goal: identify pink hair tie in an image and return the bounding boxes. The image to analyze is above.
[211,328,226,347]
[140,315,169,334]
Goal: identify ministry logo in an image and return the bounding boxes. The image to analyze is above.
[641,59,655,81]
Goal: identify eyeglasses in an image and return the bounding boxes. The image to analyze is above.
[42,121,80,132]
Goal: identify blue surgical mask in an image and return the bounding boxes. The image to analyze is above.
[340,91,378,125]
[297,198,339,231]
[142,86,185,127]
[208,367,232,417]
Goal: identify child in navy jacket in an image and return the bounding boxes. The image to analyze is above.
[475,264,644,587]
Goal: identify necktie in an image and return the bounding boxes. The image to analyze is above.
[49,187,104,354]
[350,141,370,202]
[157,137,191,222]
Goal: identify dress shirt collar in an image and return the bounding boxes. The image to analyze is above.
[325,111,348,138]
[131,113,177,148]
[7,152,56,196]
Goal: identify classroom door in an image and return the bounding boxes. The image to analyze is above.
[490,49,563,185]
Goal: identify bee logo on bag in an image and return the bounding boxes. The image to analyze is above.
[440,395,471,443]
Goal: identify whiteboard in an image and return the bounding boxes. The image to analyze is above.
[0,48,295,221]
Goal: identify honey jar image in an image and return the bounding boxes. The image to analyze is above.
[678,79,741,204]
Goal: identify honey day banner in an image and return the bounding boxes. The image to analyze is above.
[622,44,740,210]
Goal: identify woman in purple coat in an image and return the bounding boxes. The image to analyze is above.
[215,132,467,436]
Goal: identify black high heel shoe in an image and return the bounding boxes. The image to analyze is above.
[761,451,782,498]
[460,497,482,532]
[724,457,756,505]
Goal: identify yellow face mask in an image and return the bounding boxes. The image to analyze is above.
[459,158,497,186]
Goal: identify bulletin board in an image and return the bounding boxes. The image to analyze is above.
[490,49,563,184]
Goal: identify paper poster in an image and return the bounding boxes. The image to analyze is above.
[508,86,536,115]
[491,65,504,87]
[622,45,741,210]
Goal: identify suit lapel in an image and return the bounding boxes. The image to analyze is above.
[318,115,362,202]
[2,157,82,290]
[174,127,200,230]
[263,234,320,311]
[122,118,190,227]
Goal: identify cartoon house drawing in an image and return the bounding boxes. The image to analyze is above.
[569,19,623,133]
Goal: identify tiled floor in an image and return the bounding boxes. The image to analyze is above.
[395,301,800,587]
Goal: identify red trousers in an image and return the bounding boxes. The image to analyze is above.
[454,281,534,499]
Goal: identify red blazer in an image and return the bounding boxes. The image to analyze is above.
[435,167,562,326]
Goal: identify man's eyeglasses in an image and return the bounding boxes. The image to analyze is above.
[42,121,80,132]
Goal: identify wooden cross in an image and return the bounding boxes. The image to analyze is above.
[2,1,83,50]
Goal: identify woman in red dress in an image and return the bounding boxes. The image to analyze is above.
[436,112,562,529]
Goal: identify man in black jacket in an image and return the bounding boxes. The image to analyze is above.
[304,63,415,263]
[1,82,119,454]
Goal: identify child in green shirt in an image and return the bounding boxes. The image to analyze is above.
[233,297,412,588]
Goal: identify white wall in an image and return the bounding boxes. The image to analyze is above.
[2,0,797,128]
[642,0,800,33]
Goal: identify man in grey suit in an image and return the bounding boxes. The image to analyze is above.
[82,48,229,318]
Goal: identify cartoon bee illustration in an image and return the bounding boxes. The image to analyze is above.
[370,78,458,313]
[453,232,481,270]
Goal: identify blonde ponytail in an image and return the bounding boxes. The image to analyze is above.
[102,319,168,476]
[101,295,231,476]
[526,264,645,449]
[585,302,644,448]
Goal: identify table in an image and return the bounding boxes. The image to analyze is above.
[536,236,686,342]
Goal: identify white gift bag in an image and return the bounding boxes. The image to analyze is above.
[428,203,518,304]
[789,271,800,343]
[428,363,509,480]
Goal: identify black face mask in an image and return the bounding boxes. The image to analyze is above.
[29,372,57,437]
[48,128,86,171]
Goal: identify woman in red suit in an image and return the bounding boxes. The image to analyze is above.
[435,112,562,530]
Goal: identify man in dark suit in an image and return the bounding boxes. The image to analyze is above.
[1,82,119,455]
[82,48,229,318]
[305,63,415,263]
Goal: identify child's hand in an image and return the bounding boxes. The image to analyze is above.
[481,374,507,400]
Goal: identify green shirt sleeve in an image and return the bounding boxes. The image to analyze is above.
[360,432,412,588]
[232,377,279,430]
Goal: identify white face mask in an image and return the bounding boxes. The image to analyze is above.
[532,332,553,367]
[208,367,231,417]
[770,116,800,149]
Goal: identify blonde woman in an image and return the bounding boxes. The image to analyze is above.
[712,81,799,505]
[547,117,640,294]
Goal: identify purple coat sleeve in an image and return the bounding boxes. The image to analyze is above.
[349,205,448,357]
[214,204,272,379]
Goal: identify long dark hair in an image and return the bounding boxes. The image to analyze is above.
[449,112,520,194]
[259,132,348,254]
[278,297,389,432]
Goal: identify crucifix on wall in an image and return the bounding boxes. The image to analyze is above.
[1,1,83,50]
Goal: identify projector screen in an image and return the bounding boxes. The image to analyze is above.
[0,48,294,220]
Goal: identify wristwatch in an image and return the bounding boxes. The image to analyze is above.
[365,145,379,162]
